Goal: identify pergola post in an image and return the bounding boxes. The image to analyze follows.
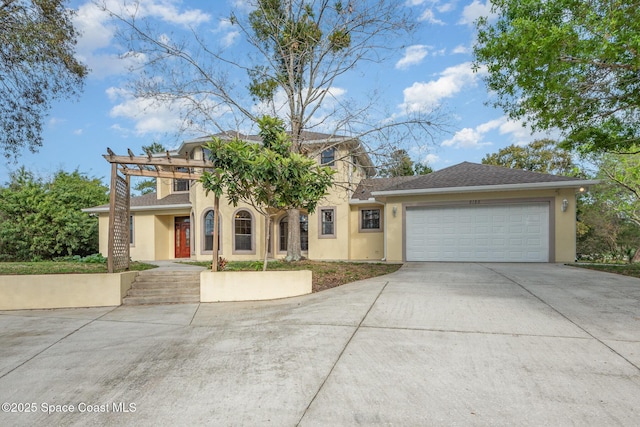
[107,162,131,273]
[107,163,117,273]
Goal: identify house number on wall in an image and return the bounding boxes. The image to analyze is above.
[469,200,481,204]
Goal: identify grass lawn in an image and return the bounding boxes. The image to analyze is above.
[0,261,157,275]
[570,262,640,279]
[185,260,403,292]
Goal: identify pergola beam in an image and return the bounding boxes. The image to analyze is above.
[118,168,200,180]
[103,154,214,169]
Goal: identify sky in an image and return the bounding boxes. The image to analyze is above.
[0,0,557,186]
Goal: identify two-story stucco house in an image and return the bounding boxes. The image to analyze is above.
[85,131,597,263]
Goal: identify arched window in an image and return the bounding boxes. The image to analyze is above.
[204,210,220,252]
[234,210,253,252]
[279,213,308,252]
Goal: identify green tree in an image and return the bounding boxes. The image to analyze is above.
[578,152,640,262]
[1,0,87,158]
[0,168,108,261]
[481,139,576,176]
[414,162,433,175]
[132,142,167,195]
[474,0,640,154]
[200,116,334,270]
[379,149,415,177]
[380,149,433,177]
[102,0,443,261]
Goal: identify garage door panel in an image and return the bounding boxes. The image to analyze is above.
[406,203,549,262]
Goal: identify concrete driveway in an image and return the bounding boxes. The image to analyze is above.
[1,263,639,426]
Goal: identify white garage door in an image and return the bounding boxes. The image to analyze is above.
[405,203,549,262]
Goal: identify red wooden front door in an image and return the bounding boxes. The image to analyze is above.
[175,217,190,258]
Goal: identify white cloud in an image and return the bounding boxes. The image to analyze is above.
[441,127,492,148]
[48,117,65,127]
[107,87,183,135]
[459,0,497,25]
[442,116,558,149]
[230,0,254,13]
[395,45,431,69]
[419,9,445,25]
[73,129,84,136]
[128,0,211,27]
[72,1,210,78]
[216,18,241,48]
[437,2,455,13]
[400,62,482,112]
[252,86,347,132]
[452,44,471,54]
[424,153,440,164]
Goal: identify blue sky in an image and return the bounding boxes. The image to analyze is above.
[1,0,556,186]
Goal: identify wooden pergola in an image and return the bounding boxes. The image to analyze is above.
[103,148,217,273]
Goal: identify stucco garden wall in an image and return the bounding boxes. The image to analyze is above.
[200,270,312,302]
[0,272,138,310]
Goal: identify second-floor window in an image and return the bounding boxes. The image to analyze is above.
[320,147,335,166]
[173,179,190,192]
[319,207,336,238]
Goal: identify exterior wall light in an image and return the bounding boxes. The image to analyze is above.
[561,198,569,212]
[392,206,397,217]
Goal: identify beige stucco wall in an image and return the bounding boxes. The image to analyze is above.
[189,182,267,262]
[153,215,173,259]
[188,144,360,262]
[157,177,173,199]
[200,270,312,302]
[307,193,351,261]
[132,213,156,261]
[98,214,109,257]
[349,204,385,260]
[380,188,578,263]
[0,272,138,310]
[97,208,189,262]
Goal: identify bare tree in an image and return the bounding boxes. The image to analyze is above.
[99,0,447,260]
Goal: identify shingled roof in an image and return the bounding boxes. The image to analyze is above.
[352,162,594,200]
[83,192,190,213]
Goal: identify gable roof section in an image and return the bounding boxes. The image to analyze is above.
[83,192,191,213]
[353,162,598,200]
[174,130,376,176]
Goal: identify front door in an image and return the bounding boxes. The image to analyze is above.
[175,217,191,258]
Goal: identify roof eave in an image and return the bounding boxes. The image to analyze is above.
[371,180,601,197]
[82,203,192,214]
[349,198,385,205]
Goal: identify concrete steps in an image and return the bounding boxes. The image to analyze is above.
[123,270,201,305]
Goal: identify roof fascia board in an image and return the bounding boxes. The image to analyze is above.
[371,180,600,197]
[349,199,385,206]
[83,203,192,214]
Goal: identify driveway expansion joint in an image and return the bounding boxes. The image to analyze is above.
[0,306,118,380]
[295,280,391,426]
[481,263,640,373]
[358,324,594,340]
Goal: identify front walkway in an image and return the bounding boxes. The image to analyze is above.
[142,259,207,271]
[0,263,639,426]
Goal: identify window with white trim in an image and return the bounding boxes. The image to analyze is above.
[204,210,220,252]
[320,148,335,166]
[360,208,381,231]
[319,207,336,238]
[234,210,253,251]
